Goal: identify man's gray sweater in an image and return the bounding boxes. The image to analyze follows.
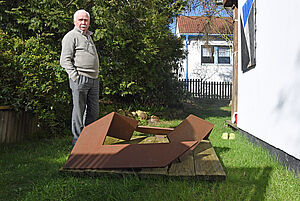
[60,27,99,81]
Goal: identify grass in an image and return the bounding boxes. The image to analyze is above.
[1,99,299,201]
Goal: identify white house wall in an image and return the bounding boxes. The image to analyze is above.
[238,0,300,159]
[179,37,233,82]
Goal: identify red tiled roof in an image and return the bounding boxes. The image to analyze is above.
[176,16,233,34]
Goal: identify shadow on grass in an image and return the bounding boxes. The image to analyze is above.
[184,99,231,119]
[98,98,231,122]
[213,146,231,170]
[0,98,277,200]
[1,137,274,201]
[59,167,273,201]
[222,166,273,201]
[160,99,231,121]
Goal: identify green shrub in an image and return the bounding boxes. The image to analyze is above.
[0,31,23,106]
[0,31,71,135]
[1,0,189,136]
[93,0,187,106]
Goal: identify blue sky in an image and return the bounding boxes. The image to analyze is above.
[169,5,232,33]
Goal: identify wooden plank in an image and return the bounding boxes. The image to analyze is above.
[139,136,157,143]
[17,112,25,142]
[103,136,127,145]
[23,112,29,138]
[5,111,12,143]
[194,140,226,179]
[15,112,20,142]
[3,110,9,143]
[9,111,16,143]
[61,166,169,178]
[27,112,37,138]
[4,111,10,143]
[168,153,195,176]
[138,166,169,176]
[24,112,31,139]
[62,136,225,180]
[136,126,174,135]
[0,110,37,144]
[0,106,11,110]
[59,168,138,177]
[0,110,4,143]
[104,135,155,145]
[225,120,238,130]
[10,111,17,143]
[154,136,169,143]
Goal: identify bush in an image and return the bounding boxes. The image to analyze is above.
[0,0,189,136]
[0,31,23,106]
[0,31,71,135]
[93,0,187,106]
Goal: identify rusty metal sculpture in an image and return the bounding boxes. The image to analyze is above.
[64,112,214,170]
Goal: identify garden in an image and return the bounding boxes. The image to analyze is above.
[1,100,299,201]
[0,1,299,200]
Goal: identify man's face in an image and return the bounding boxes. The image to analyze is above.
[74,12,90,32]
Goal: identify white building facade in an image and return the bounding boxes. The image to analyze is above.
[235,0,300,160]
[176,16,233,82]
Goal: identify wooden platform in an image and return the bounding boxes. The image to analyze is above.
[61,135,226,180]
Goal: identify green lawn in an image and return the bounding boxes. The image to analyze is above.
[0,100,299,201]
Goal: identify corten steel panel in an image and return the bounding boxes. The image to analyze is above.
[64,112,214,170]
[106,112,138,141]
[72,112,114,151]
[168,114,214,144]
[65,141,197,169]
[72,112,138,152]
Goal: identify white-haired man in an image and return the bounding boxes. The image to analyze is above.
[60,9,100,146]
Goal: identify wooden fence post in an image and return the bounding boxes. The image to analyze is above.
[179,79,232,100]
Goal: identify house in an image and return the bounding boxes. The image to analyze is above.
[175,16,234,82]
[223,0,300,175]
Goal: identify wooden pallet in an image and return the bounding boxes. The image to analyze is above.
[61,135,226,180]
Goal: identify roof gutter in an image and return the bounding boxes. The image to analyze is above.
[179,33,233,37]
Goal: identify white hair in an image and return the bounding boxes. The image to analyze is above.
[73,9,90,20]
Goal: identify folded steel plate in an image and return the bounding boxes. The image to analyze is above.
[64,112,213,169]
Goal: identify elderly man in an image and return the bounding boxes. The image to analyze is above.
[60,9,100,146]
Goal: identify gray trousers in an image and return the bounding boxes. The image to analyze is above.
[69,75,99,146]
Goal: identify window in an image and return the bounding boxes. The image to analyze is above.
[201,45,231,65]
[201,46,214,64]
[218,46,231,64]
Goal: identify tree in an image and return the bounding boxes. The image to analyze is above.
[1,0,94,48]
[0,0,92,134]
[185,0,233,17]
[0,31,71,135]
[180,0,233,82]
[92,0,187,105]
[184,0,233,43]
[0,0,188,135]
